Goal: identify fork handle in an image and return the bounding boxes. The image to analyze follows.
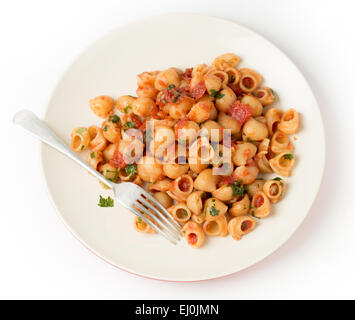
[13,109,115,189]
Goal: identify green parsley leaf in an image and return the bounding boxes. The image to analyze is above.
[103,125,108,131]
[76,127,87,134]
[167,84,176,90]
[109,115,120,123]
[183,209,188,217]
[251,211,260,219]
[138,217,142,223]
[90,152,95,159]
[229,180,245,197]
[202,202,207,217]
[172,92,181,103]
[230,75,235,83]
[209,90,225,99]
[273,177,282,181]
[209,205,220,216]
[98,195,114,207]
[124,121,135,128]
[76,127,87,135]
[124,106,132,114]
[81,145,84,150]
[125,164,137,178]
[270,88,276,97]
[284,154,294,160]
[246,137,255,143]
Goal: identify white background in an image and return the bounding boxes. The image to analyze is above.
[1,0,354,299]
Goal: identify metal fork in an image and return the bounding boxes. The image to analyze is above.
[13,109,181,244]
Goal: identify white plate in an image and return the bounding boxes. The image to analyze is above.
[41,13,325,281]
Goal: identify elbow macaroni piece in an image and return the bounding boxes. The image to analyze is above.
[232,142,257,166]
[155,68,181,91]
[213,53,240,70]
[137,156,163,182]
[229,194,250,217]
[265,107,283,136]
[116,95,136,114]
[203,198,228,221]
[253,87,275,106]
[181,221,205,248]
[88,126,107,152]
[215,86,237,113]
[71,127,90,152]
[136,71,159,99]
[89,95,114,118]
[203,215,228,237]
[239,68,262,93]
[263,179,286,203]
[278,108,300,134]
[153,191,173,208]
[167,174,194,201]
[250,191,271,218]
[228,216,256,240]
[269,152,295,177]
[271,130,293,154]
[168,203,192,224]
[194,168,219,193]
[242,117,268,141]
[186,191,206,216]
[134,215,156,234]
[241,94,263,117]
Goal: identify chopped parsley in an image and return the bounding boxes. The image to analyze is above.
[284,154,294,160]
[273,177,282,181]
[106,168,120,182]
[137,217,142,223]
[98,195,114,207]
[124,105,132,114]
[183,209,188,217]
[230,75,235,83]
[172,92,181,103]
[81,145,84,150]
[209,205,220,217]
[109,115,120,123]
[202,203,207,217]
[76,127,87,135]
[125,164,137,178]
[103,125,108,131]
[246,137,255,143]
[209,90,225,99]
[270,88,276,97]
[251,211,260,219]
[90,152,95,159]
[167,84,176,90]
[229,180,245,197]
[124,121,135,128]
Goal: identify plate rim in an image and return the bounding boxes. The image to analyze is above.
[40,12,326,282]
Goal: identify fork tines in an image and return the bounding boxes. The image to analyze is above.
[130,189,181,245]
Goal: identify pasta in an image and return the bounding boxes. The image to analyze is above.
[71,53,302,248]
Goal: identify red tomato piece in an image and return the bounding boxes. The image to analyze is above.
[191,81,206,100]
[229,100,253,125]
[255,194,264,208]
[188,233,198,245]
[109,147,127,169]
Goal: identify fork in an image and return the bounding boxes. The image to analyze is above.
[13,109,181,244]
